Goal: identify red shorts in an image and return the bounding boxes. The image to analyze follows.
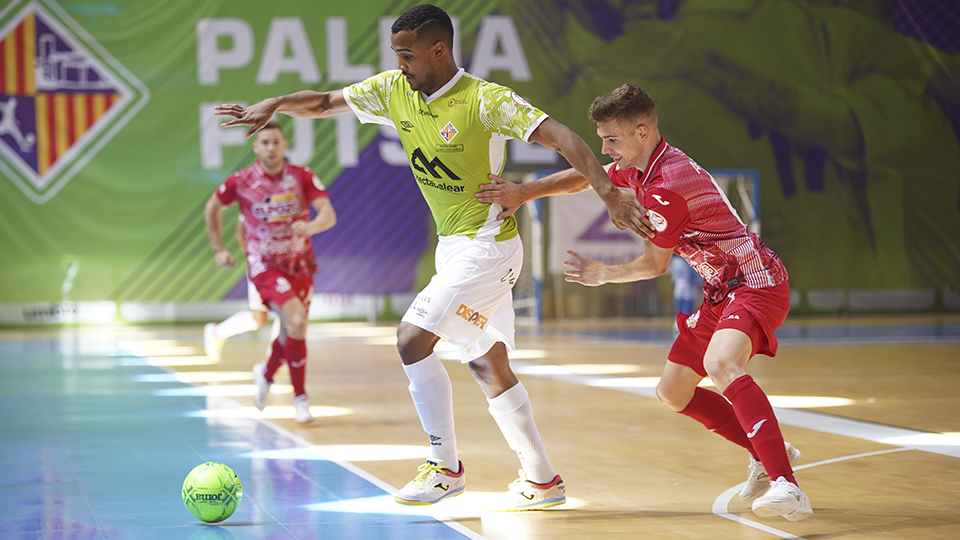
[668,281,790,378]
[250,269,314,311]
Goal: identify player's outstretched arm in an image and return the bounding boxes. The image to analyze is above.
[204,193,235,268]
[215,90,351,138]
[476,168,590,219]
[529,118,654,238]
[564,240,673,286]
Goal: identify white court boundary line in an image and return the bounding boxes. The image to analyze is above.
[712,448,910,539]
[134,353,488,540]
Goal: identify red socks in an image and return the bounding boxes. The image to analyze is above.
[263,336,307,397]
[724,375,796,485]
[284,337,307,397]
[264,337,285,381]
[679,387,758,460]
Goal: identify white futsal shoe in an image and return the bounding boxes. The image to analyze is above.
[394,459,465,505]
[752,476,813,521]
[293,394,314,424]
[203,323,224,361]
[252,362,271,411]
[505,470,566,511]
[739,442,801,501]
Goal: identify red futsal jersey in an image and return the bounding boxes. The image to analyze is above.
[216,161,329,279]
[608,138,787,304]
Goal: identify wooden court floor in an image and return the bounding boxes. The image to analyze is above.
[2,314,958,539]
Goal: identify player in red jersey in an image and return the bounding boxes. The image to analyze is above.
[477,84,812,521]
[204,121,336,424]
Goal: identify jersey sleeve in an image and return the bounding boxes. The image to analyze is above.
[300,167,329,202]
[643,187,690,249]
[477,83,548,142]
[215,173,239,205]
[606,165,632,188]
[343,71,400,126]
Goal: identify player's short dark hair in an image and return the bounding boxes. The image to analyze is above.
[588,84,657,125]
[257,120,285,138]
[391,4,454,48]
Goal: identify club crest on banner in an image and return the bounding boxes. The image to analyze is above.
[0,0,149,203]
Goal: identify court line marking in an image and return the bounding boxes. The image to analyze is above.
[140,355,488,540]
[509,358,960,538]
[510,359,960,459]
[712,448,911,540]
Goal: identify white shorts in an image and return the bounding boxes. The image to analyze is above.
[402,234,521,363]
[247,276,267,312]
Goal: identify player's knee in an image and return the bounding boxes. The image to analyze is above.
[396,324,435,364]
[655,381,687,411]
[285,310,308,336]
[703,356,737,389]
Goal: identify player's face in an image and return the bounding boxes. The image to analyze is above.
[253,128,287,172]
[596,119,645,170]
[391,30,441,95]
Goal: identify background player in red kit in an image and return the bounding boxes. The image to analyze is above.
[204,121,336,424]
[477,84,812,521]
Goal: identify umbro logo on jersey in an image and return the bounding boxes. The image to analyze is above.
[747,419,767,438]
[400,120,414,132]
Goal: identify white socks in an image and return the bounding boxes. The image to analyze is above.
[487,381,556,484]
[403,352,458,468]
[214,310,261,340]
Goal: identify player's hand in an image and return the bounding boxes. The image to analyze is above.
[215,100,278,138]
[213,250,235,268]
[291,220,311,237]
[476,174,524,220]
[604,190,654,238]
[563,250,607,286]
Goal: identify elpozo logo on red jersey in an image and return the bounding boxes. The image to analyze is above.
[0,0,149,204]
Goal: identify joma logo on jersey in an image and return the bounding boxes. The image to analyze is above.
[455,304,488,329]
[0,0,148,204]
[411,148,460,180]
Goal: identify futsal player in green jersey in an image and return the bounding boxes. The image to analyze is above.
[216,3,651,510]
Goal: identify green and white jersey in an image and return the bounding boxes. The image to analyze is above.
[343,68,548,241]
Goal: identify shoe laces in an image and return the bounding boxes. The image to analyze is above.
[412,461,444,486]
[747,458,768,481]
[507,469,528,492]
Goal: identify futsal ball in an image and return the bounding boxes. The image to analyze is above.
[182,462,243,523]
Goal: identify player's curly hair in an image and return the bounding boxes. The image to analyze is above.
[391,4,454,48]
[588,84,657,126]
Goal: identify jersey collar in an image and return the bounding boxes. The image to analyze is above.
[637,137,668,186]
[254,160,288,181]
[423,68,465,104]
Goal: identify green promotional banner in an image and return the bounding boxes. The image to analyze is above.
[1,0,958,316]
